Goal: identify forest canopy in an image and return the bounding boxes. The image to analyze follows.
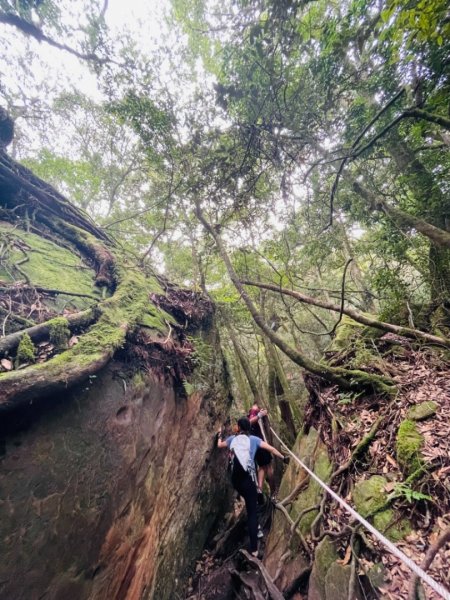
[0,0,449,398]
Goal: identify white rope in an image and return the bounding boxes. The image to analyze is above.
[258,413,268,443]
[270,426,450,600]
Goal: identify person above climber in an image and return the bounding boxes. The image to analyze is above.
[248,403,275,496]
[217,416,287,556]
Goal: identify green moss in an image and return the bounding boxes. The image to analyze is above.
[131,372,145,389]
[324,562,353,600]
[353,476,388,518]
[0,224,99,307]
[396,420,423,475]
[284,429,332,534]
[407,401,438,421]
[328,315,365,351]
[16,332,35,366]
[0,261,169,388]
[373,509,411,542]
[350,339,375,369]
[309,536,338,599]
[138,304,175,332]
[68,268,163,360]
[49,317,71,350]
[430,303,450,338]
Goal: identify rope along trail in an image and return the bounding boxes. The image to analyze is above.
[267,424,450,600]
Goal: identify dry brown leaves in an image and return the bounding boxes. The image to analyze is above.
[372,516,450,599]
[307,339,450,598]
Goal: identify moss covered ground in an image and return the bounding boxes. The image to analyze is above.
[0,222,100,310]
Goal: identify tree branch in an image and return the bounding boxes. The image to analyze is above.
[327,88,406,227]
[404,107,450,132]
[0,309,95,358]
[240,279,450,348]
[408,528,450,600]
[353,181,450,249]
[0,12,114,65]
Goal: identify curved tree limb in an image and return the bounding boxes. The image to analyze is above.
[404,107,450,132]
[0,12,114,65]
[327,88,406,227]
[240,279,450,348]
[352,181,450,249]
[0,264,153,410]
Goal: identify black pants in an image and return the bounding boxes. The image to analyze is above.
[233,474,258,552]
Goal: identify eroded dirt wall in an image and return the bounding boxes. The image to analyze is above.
[0,361,231,600]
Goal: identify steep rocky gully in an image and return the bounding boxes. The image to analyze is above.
[0,149,232,600]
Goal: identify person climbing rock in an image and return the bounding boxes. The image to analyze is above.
[217,416,287,556]
[248,403,275,497]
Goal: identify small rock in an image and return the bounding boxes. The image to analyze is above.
[407,401,438,421]
[366,562,386,589]
[1,358,13,371]
[353,476,388,517]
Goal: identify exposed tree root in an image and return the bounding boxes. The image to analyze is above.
[240,550,285,600]
[0,285,98,300]
[0,265,155,409]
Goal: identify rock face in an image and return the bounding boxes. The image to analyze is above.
[0,144,233,599]
[0,340,231,600]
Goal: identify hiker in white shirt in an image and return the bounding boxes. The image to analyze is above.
[217,416,286,556]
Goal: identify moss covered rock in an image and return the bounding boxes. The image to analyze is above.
[324,562,362,600]
[396,420,423,475]
[0,223,99,311]
[373,508,411,542]
[366,563,386,591]
[307,536,338,600]
[407,401,438,421]
[283,428,333,534]
[264,428,331,591]
[327,315,365,351]
[353,476,388,517]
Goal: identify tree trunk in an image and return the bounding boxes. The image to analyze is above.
[226,321,261,408]
[388,137,450,302]
[264,339,297,445]
[194,201,395,395]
